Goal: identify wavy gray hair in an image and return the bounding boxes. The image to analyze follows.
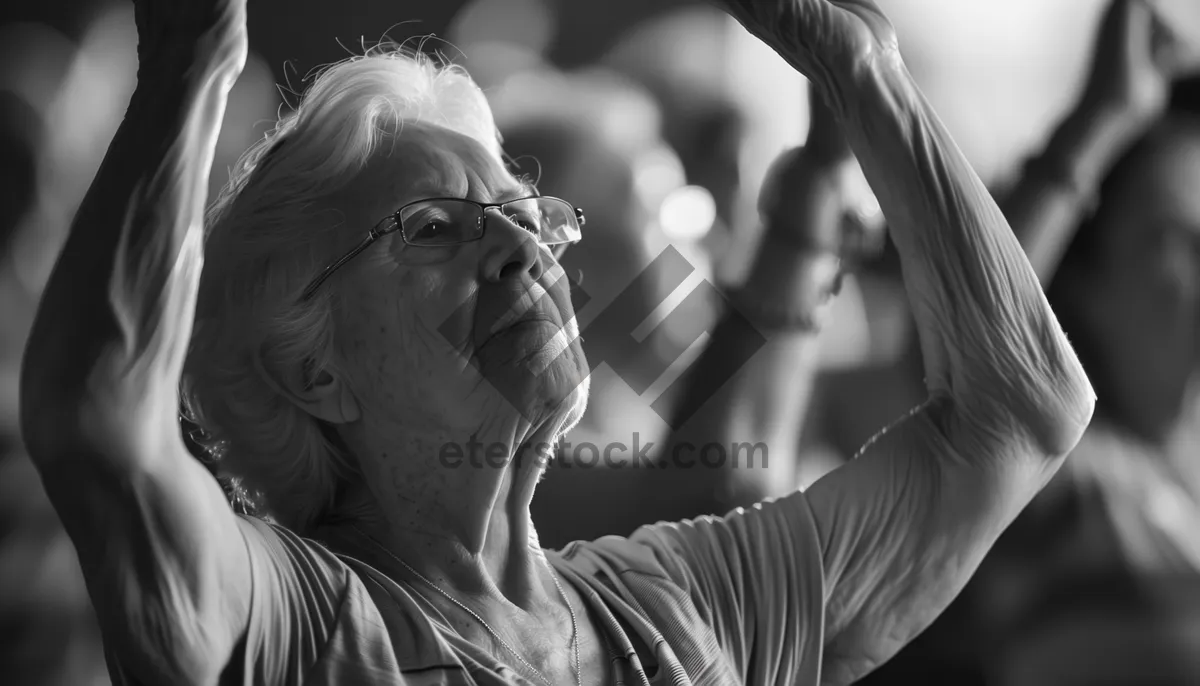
[183,45,501,533]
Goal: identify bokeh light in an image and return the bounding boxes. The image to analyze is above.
[659,185,716,243]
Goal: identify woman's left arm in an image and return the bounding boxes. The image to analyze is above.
[708,0,1095,681]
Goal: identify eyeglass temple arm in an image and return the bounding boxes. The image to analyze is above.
[300,229,383,300]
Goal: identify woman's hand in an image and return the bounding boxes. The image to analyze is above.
[1080,0,1195,135]
[133,0,248,69]
[711,0,899,108]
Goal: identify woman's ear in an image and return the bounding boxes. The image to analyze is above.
[254,350,361,424]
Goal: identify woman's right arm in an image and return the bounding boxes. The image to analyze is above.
[1004,0,1188,283]
[19,3,256,683]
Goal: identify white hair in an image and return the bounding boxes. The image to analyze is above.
[182,44,501,533]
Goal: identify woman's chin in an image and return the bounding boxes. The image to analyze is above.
[520,352,590,434]
[554,372,590,438]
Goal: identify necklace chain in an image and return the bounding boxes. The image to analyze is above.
[351,526,582,686]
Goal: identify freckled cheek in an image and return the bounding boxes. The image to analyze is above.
[407,273,481,349]
[343,260,481,371]
[332,288,412,389]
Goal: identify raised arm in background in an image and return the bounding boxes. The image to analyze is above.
[1003,0,1194,283]
[17,2,257,683]
[659,93,855,509]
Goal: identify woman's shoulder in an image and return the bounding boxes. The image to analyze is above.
[232,515,465,683]
[233,514,364,609]
[238,515,349,563]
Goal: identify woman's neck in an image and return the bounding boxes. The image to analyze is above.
[319,395,579,612]
[325,430,561,611]
[340,497,550,607]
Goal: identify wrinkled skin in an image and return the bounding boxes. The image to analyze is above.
[314,124,592,527]
[712,0,898,107]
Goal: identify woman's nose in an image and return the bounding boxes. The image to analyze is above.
[478,210,545,283]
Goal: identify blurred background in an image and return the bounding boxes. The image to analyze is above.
[0,0,1189,684]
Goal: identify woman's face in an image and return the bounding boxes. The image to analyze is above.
[1074,118,1200,438]
[321,125,589,449]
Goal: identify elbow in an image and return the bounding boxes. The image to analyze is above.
[963,345,1096,461]
[946,300,1098,459]
[19,364,170,473]
[1021,324,1097,458]
[1025,377,1095,459]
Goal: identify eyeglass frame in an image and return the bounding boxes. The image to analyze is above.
[300,195,585,300]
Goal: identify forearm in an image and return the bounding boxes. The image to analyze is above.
[834,61,1094,457]
[663,159,843,504]
[726,245,839,444]
[1002,101,1144,282]
[20,28,245,460]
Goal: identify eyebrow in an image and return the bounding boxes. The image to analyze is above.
[400,175,537,207]
[498,178,539,202]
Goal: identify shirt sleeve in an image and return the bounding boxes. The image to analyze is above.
[228,516,357,685]
[626,493,828,685]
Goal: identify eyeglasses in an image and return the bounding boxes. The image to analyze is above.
[301,196,585,300]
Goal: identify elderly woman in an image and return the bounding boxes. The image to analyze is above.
[19,1,1094,685]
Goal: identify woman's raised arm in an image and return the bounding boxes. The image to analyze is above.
[709,0,1095,681]
[19,3,257,682]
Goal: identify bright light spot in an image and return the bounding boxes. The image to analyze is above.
[659,185,716,242]
[633,147,686,207]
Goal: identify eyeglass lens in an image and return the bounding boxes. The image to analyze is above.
[398,198,577,246]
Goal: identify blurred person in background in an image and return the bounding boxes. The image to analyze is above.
[660,94,864,511]
[0,10,137,685]
[969,0,1200,683]
[20,0,1096,684]
[0,86,109,686]
[598,6,748,266]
